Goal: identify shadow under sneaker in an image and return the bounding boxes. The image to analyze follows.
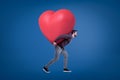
[43,66,50,73]
[63,68,72,72]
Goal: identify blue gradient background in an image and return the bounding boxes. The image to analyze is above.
[0,0,120,80]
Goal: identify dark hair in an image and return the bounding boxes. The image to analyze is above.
[71,30,77,34]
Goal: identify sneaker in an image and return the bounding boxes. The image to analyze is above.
[63,68,72,72]
[43,66,50,73]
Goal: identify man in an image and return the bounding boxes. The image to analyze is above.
[43,30,78,73]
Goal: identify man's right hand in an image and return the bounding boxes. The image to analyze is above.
[53,42,57,46]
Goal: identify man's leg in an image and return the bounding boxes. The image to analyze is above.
[62,49,68,69]
[45,46,62,68]
[62,49,71,72]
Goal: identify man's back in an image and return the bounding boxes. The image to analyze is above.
[55,33,72,48]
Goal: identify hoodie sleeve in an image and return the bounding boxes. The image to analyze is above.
[54,34,72,42]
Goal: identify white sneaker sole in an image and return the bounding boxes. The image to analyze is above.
[63,71,72,72]
[42,68,50,73]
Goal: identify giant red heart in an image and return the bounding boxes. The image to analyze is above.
[38,9,75,43]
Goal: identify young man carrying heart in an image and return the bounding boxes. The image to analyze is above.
[43,30,78,73]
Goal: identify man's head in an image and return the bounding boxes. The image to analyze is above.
[71,30,78,38]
